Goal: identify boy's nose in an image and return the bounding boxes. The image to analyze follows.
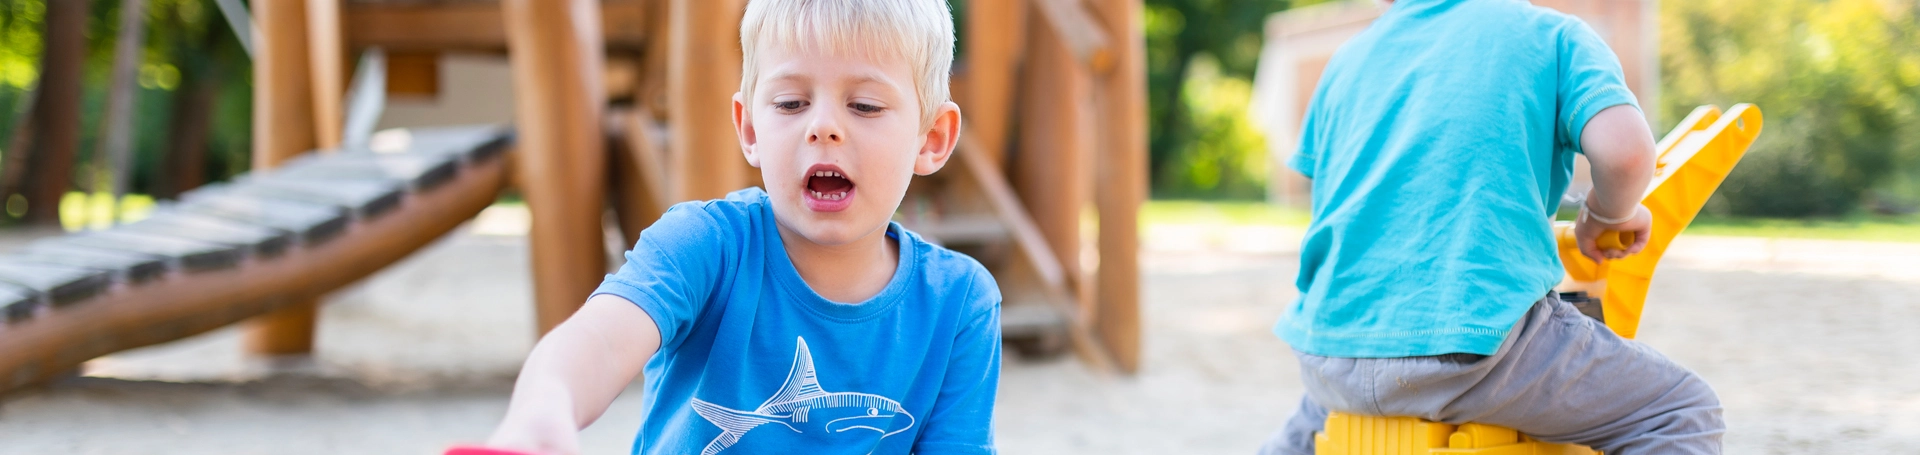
[807,115,845,145]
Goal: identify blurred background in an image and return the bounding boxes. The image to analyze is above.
[0,0,1915,228]
[0,0,1917,453]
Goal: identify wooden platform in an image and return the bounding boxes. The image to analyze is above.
[0,125,511,392]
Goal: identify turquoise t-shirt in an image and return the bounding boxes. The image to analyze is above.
[594,188,1001,454]
[1276,0,1639,358]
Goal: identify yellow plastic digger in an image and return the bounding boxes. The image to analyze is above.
[1315,104,1764,455]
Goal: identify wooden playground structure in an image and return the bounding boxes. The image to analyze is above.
[0,0,1150,393]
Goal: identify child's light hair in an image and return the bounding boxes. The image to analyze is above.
[739,0,955,126]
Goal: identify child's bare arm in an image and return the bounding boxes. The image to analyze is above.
[485,294,661,455]
[1574,104,1657,261]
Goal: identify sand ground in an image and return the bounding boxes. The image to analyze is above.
[1,207,1917,454]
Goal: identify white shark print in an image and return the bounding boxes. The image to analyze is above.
[689,337,915,455]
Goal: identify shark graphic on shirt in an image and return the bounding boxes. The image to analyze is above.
[689,337,915,455]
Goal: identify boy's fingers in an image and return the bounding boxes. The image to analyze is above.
[1577,236,1605,262]
[1626,227,1651,255]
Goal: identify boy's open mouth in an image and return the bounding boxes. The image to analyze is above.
[803,164,856,212]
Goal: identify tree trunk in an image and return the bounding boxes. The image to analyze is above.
[102,0,152,216]
[22,0,91,226]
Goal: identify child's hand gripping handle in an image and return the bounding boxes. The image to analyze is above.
[1555,223,1636,283]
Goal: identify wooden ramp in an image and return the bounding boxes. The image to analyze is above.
[0,126,512,392]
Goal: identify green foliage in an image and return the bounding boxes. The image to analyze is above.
[1155,56,1268,199]
[0,0,251,210]
[1144,0,1309,199]
[1663,0,1920,217]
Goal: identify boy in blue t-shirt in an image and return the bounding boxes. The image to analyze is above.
[1263,1,1723,454]
[480,1,999,454]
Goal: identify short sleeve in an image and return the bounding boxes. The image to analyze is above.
[1555,19,1639,154]
[590,203,729,351]
[911,273,1002,455]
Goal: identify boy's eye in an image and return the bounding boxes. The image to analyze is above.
[775,100,808,111]
[850,103,885,114]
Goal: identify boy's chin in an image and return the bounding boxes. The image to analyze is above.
[785,218,885,247]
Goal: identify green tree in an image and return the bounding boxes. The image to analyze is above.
[1144,0,1317,199]
[1663,0,1920,217]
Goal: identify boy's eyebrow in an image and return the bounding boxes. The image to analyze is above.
[763,68,903,94]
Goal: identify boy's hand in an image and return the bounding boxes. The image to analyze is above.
[1574,202,1651,262]
[484,408,580,455]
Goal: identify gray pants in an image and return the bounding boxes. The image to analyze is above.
[1261,295,1724,455]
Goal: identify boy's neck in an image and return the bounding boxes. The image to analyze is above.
[775,224,900,304]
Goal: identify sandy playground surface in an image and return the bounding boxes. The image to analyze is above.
[1,206,1917,454]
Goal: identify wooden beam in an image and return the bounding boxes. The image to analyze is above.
[307,0,345,149]
[244,0,321,356]
[956,135,1113,372]
[1012,5,1091,307]
[607,108,672,247]
[345,0,650,53]
[503,0,611,335]
[384,51,441,97]
[1030,0,1113,74]
[668,0,748,201]
[1088,0,1146,373]
[963,0,1025,169]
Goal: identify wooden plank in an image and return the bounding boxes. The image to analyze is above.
[244,177,405,220]
[344,0,651,52]
[180,191,350,246]
[1088,0,1148,373]
[504,0,612,335]
[54,229,244,272]
[307,0,346,149]
[16,242,168,284]
[276,151,461,191]
[387,125,514,163]
[667,0,748,201]
[0,262,111,307]
[0,281,38,323]
[122,211,296,258]
[962,0,1026,169]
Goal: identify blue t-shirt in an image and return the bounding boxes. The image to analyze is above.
[592,188,1001,455]
[1276,0,1639,358]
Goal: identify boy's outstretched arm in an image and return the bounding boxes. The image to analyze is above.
[485,294,660,455]
[1574,104,1657,262]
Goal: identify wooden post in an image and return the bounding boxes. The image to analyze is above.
[244,0,322,356]
[667,0,747,201]
[1088,0,1147,373]
[503,0,610,335]
[1012,4,1090,298]
[20,0,88,227]
[306,0,346,149]
[963,0,1025,169]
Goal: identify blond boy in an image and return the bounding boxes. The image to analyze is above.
[483,1,999,454]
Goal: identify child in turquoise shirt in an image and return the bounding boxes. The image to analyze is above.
[1263,0,1723,453]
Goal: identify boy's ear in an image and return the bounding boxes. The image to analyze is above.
[914,101,963,176]
[733,92,760,168]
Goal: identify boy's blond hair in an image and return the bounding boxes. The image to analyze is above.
[739,0,955,126]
